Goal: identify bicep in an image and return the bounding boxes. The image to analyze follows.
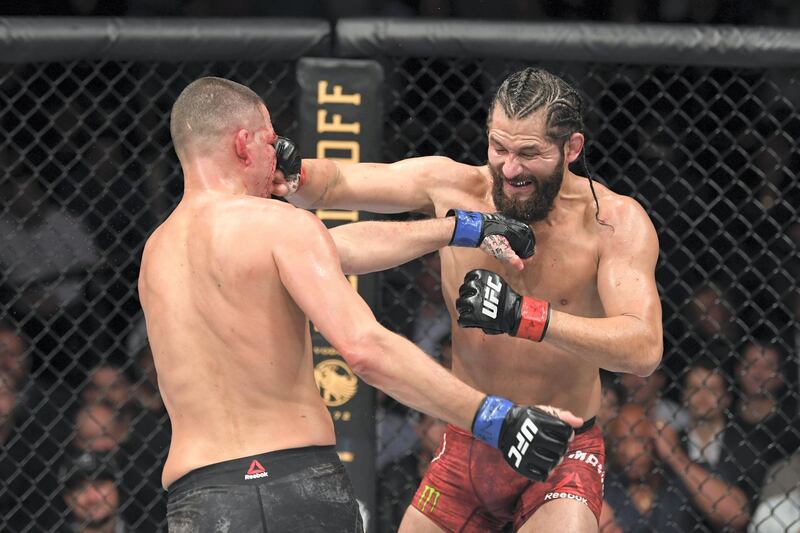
[596,205,662,326]
[307,156,455,214]
[273,212,376,342]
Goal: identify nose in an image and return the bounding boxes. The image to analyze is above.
[502,155,523,178]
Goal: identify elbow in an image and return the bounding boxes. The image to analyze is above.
[632,336,663,377]
[334,325,382,382]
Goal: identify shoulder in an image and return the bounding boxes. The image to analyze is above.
[587,181,657,251]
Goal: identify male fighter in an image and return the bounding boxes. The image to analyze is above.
[139,77,581,532]
[276,67,663,532]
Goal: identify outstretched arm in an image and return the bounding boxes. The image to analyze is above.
[273,150,483,215]
[456,197,662,376]
[330,218,455,275]
[330,210,533,275]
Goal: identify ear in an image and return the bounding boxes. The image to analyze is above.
[234,129,251,166]
[565,132,584,164]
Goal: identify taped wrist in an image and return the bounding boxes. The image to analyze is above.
[471,395,513,447]
[514,297,551,342]
[447,209,483,247]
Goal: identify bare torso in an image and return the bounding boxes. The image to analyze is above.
[433,165,611,418]
[138,193,334,488]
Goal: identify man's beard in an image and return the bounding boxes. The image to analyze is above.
[490,151,565,223]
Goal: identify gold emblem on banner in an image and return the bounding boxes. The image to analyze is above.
[314,358,358,407]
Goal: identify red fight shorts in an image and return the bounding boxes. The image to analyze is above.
[411,419,605,532]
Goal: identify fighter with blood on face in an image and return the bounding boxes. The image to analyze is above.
[275,67,663,532]
[140,76,582,533]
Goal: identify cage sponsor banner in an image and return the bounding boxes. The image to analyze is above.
[298,57,383,532]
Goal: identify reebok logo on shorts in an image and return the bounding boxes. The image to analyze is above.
[244,460,269,480]
[544,492,589,506]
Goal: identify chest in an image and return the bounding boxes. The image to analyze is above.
[441,225,602,315]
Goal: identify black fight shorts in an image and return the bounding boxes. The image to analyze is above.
[167,445,363,533]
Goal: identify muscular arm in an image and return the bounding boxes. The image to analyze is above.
[329,218,454,275]
[286,156,472,215]
[545,199,662,376]
[273,209,484,430]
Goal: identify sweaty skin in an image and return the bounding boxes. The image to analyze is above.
[141,98,582,490]
[284,107,663,421]
[140,195,337,489]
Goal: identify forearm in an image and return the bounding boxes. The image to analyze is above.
[350,329,484,431]
[286,159,339,209]
[330,218,454,275]
[667,454,749,530]
[545,311,662,376]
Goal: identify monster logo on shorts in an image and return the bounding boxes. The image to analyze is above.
[314,359,358,407]
[417,484,441,514]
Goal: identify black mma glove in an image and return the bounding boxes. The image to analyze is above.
[472,396,573,481]
[447,209,535,259]
[275,136,304,194]
[456,269,551,342]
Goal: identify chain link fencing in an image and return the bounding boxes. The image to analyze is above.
[0,19,798,533]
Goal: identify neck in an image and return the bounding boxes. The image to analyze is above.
[182,157,250,196]
[690,417,724,441]
[739,395,776,423]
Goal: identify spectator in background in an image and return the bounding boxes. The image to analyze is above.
[59,451,132,533]
[671,282,740,376]
[83,352,171,530]
[378,413,447,533]
[74,401,129,453]
[0,163,102,381]
[0,323,75,423]
[0,371,65,530]
[724,342,800,500]
[690,283,737,350]
[604,404,687,532]
[749,452,800,533]
[82,365,135,417]
[653,357,750,531]
[618,368,689,431]
[0,325,28,389]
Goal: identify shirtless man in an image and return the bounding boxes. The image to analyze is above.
[138,77,581,532]
[276,67,663,532]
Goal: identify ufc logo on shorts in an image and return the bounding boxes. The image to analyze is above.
[481,276,502,318]
[508,418,538,468]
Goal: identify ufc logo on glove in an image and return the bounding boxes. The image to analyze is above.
[508,418,539,468]
[481,275,503,318]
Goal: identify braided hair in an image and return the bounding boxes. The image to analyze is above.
[488,68,604,225]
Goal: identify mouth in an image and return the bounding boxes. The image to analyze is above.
[503,178,535,192]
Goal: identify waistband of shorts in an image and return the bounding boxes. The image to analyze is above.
[167,445,339,494]
[448,416,596,437]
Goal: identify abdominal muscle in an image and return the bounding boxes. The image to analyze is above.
[450,326,601,420]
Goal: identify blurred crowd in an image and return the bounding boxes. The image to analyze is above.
[0,11,798,531]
